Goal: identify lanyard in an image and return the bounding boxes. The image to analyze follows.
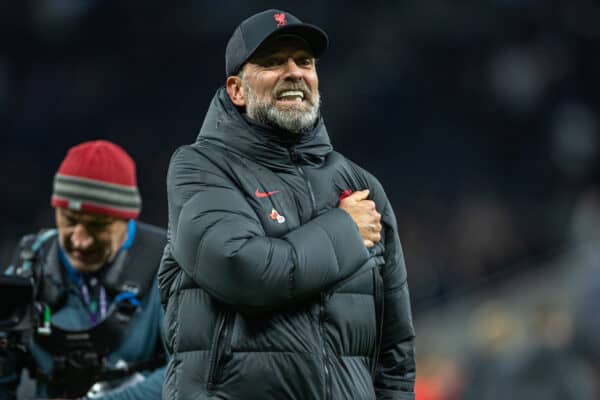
[79,276,107,325]
[58,249,107,325]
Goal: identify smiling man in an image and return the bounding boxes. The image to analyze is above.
[230,34,321,135]
[160,9,416,400]
[1,140,167,399]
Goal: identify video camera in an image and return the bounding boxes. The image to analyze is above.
[0,274,158,398]
[0,275,38,337]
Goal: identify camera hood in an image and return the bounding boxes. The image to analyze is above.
[0,275,35,331]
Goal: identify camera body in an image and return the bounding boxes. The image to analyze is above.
[0,275,37,336]
[0,274,138,398]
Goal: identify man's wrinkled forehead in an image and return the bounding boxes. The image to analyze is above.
[249,34,315,62]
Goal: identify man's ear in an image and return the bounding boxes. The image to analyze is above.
[226,75,246,107]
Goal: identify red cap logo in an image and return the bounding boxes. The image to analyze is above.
[274,13,287,27]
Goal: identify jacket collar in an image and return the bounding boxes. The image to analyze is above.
[196,87,333,170]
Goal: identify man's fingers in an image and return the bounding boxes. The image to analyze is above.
[373,232,381,243]
[339,187,382,248]
[348,189,369,202]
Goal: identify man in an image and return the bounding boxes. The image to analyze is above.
[159,9,416,400]
[0,140,166,399]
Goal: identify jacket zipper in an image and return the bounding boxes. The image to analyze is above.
[289,150,317,218]
[206,312,232,392]
[290,150,328,397]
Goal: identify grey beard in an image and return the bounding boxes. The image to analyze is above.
[244,80,320,134]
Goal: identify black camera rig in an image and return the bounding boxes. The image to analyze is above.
[0,230,163,398]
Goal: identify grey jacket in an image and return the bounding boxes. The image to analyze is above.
[159,87,416,399]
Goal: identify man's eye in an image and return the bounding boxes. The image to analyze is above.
[87,223,104,230]
[264,58,282,67]
[65,216,77,225]
[297,57,313,66]
[87,221,111,231]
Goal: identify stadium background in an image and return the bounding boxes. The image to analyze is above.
[1,1,599,398]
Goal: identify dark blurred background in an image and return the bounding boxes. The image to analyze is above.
[2,1,600,398]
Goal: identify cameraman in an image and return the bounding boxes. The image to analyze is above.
[0,140,166,399]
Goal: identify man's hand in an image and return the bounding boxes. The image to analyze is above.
[338,190,382,248]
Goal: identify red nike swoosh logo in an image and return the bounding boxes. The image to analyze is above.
[255,189,280,198]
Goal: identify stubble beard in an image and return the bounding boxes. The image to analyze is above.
[243,77,321,135]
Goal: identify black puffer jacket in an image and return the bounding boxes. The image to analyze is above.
[159,87,415,400]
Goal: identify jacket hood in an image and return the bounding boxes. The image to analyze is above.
[196,87,332,170]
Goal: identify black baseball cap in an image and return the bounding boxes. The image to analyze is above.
[225,9,328,77]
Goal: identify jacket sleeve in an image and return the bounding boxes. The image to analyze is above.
[369,178,416,400]
[167,146,369,311]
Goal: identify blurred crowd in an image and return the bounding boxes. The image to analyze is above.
[1,0,599,398]
[417,302,598,399]
[413,186,600,399]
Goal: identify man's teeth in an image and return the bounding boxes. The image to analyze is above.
[279,90,304,99]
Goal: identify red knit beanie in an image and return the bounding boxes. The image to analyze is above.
[51,140,142,219]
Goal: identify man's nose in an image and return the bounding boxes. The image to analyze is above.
[283,58,303,80]
[71,224,93,249]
